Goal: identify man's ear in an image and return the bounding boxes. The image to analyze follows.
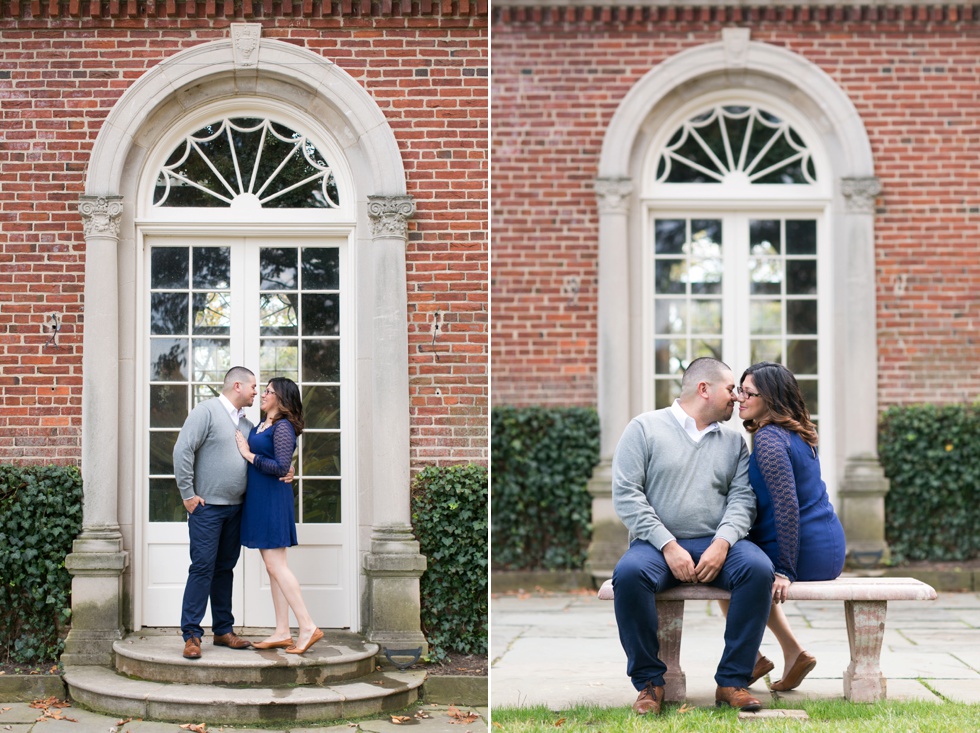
[697,381,710,399]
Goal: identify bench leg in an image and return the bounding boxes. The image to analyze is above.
[843,599,887,702]
[655,599,686,702]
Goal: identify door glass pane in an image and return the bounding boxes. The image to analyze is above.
[149,478,185,523]
[150,293,188,335]
[261,247,298,290]
[304,385,340,430]
[655,301,686,335]
[750,301,781,334]
[787,260,817,295]
[151,248,189,289]
[192,247,230,289]
[302,248,340,290]
[751,338,782,364]
[150,384,188,428]
[787,339,818,374]
[192,292,231,334]
[787,300,817,334]
[786,220,817,254]
[150,338,188,381]
[302,479,341,524]
[260,294,299,335]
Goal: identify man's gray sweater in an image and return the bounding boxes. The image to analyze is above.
[612,408,756,550]
[173,397,253,505]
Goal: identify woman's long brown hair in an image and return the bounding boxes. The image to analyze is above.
[739,362,818,448]
[267,377,304,437]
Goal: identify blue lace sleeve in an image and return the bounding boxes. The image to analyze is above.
[252,420,296,478]
[753,426,800,581]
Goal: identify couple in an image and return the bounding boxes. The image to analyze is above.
[612,358,845,714]
[173,366,324,660]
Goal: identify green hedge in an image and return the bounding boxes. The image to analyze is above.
[879,405,980,563]
[0,465,83,665]
[411,463,487,664]
[491,406,600,571]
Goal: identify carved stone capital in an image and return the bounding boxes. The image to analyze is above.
[79,196,124,239]
[231,23,261,68]
[841,177,881,213]
[595,177,633,214]
[367,195,416,239]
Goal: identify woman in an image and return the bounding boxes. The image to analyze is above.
[724,362,846,691]
[236,377,323,655]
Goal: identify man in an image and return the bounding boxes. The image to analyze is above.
[173,366,258,659]
[611,357,774,714]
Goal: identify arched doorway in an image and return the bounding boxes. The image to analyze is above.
[587,29,888,579]
[65,27,427,664]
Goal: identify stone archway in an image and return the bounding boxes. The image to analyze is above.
[65,25,426,665]
[587,29,887,579]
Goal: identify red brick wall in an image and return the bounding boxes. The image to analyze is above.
[0,4,488,466]
[491,6,980,409]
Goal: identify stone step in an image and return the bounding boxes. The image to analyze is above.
[64,664,425,724]
[113,632,378,685]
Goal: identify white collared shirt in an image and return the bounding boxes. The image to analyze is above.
[218,394,245,427]
[669,400,721,443]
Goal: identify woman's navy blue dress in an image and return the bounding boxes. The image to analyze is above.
[240,419,298,549]
[748,424,845,582]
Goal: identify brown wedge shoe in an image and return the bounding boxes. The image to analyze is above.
[631,682,665,715]
[715,686,762,712]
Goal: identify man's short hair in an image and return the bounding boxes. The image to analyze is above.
[222,366,255,391]
[680,357,730,396]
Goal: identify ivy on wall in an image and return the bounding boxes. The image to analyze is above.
[879,405,980,563]
[490,407,600,571]
[0,465,83,665]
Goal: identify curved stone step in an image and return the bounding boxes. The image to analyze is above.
[64,665,424,724]
[114,632,378,685]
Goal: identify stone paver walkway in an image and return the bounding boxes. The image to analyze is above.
[490,589,980,710]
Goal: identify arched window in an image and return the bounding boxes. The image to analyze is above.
[153,117,341,210]
[656,105,817,185]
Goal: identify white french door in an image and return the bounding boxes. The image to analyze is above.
[141,234,353,629]
[646,211,830,439]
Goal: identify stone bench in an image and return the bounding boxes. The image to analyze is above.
[597,576,937,703]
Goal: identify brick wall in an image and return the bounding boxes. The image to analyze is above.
[491,6,980,409]
[0,4,488,466]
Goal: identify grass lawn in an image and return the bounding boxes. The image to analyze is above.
[490,698,980,732]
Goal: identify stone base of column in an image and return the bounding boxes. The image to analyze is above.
[363,525,429,658]
[62,532,129,667]
[585,461,627,584]
[839,455,891,568]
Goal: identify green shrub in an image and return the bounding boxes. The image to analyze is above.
[0,465,83,665]
[491,406,600,571]
[411,464,487,663]
[879,405,980,563]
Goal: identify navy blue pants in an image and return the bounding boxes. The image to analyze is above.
[612,537,774,690]
[180,503,243,641]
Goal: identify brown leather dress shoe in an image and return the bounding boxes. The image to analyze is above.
[770,651,817,691]
[748,655,775,686]
[631,682,665,715]
[715,686,762,711]
[213,632,252,649]
[183,637,202,659]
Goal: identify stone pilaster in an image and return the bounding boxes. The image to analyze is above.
[362,195,428,655]
[64,196,129,666]
[586,178,634,582]
[837,177,889,568]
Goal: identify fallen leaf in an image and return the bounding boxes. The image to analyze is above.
[178,724,208,733]
[554,718,566,727]
[413,711,430,720]
[0,708,10,714]
[677,704,695,714]
[390,716,412,725]
[447,706,480,725]
[116,718,133,726]
[492,723,503,729]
